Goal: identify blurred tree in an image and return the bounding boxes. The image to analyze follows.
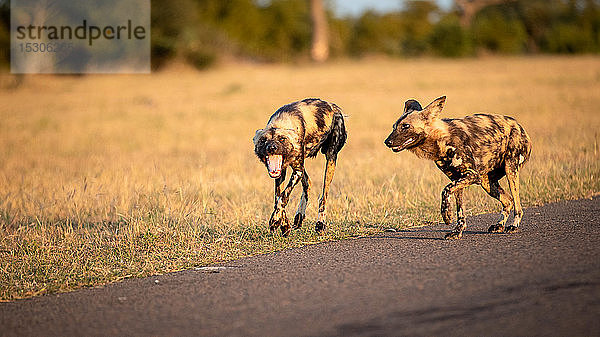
[196,0,311,62]
[543,0,597,53]
[349,11,404,56]
[348,1,438,57]
[430,14,473,57]
[262,0,312,61]
[514,0,600,53]
[471,3,527,54]
[151,0,221,69]
[327,16,352,58]
[581,0,600,52]
[310,0,329,62]
[515,0,563,52]
[455,0,516,27]
[399,0,438,56]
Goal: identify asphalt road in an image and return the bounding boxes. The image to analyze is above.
[2,196,599,336]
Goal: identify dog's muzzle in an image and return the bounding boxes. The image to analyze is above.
[385,137,412,152]
[267,143,278,153]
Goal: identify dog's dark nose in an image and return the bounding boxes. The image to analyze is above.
[267,143,278,153]
[384,138,392,147]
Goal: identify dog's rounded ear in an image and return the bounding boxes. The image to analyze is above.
[404,99,422,114]
[421,96,446,121]
[253,129,265,144]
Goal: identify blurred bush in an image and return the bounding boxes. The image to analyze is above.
[516,0,600,53]
[0,0,599,71]
[430,15,473,57]
[194,0,312,62]
[151,0,225,69]
[348,1,437,57]
[471,5,528,54]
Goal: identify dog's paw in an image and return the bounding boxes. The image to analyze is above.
[269,209,288,232]
[504,225,519,233]
[444,231,463,240]
[315,221,326,233]
[268,214,279,232]
[280,224,291,237]
[487,224,505,233]
[293,213,304,229]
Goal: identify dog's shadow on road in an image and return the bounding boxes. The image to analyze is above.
[373,228,490,241]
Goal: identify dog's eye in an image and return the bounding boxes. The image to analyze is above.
[401,123,410,130]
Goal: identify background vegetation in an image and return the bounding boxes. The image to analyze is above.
[1,0,600,70]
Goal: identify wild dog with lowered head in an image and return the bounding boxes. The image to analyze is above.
[254,98,347,236]
[384,96,531,239]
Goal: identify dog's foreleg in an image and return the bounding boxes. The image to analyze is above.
[455,189,466,235]
[269,169,302,236]
[442,173,478,240]
[316,158,336,233]
[274,168,287,204]
[294,169,311,229]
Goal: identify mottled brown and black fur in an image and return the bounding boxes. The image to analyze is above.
[384,96,531,239]
[254,98,347,236]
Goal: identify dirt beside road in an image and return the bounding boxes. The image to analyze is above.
[2,196,599,336]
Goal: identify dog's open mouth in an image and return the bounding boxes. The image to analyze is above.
[391,138,413,152]
[266,155,283,178]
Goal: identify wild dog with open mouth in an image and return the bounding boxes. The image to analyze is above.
[254,98,347,236]
[384,96,531,239]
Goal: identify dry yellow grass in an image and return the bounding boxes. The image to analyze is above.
[1,56,599,300]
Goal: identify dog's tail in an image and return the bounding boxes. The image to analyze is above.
[509,121,532,169]
[321,104,347,159]
[518,128,532,169]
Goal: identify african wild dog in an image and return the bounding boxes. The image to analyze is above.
[384,96,531,239]
[254,98,347,236]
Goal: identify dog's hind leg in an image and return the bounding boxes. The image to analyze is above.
[481,174,513,233]
[294,169,311,229]
[270,169,302,236]
[316,157,336,233]
[442,173,478,240]
[505,161,522,233]
[315,112,346,233]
